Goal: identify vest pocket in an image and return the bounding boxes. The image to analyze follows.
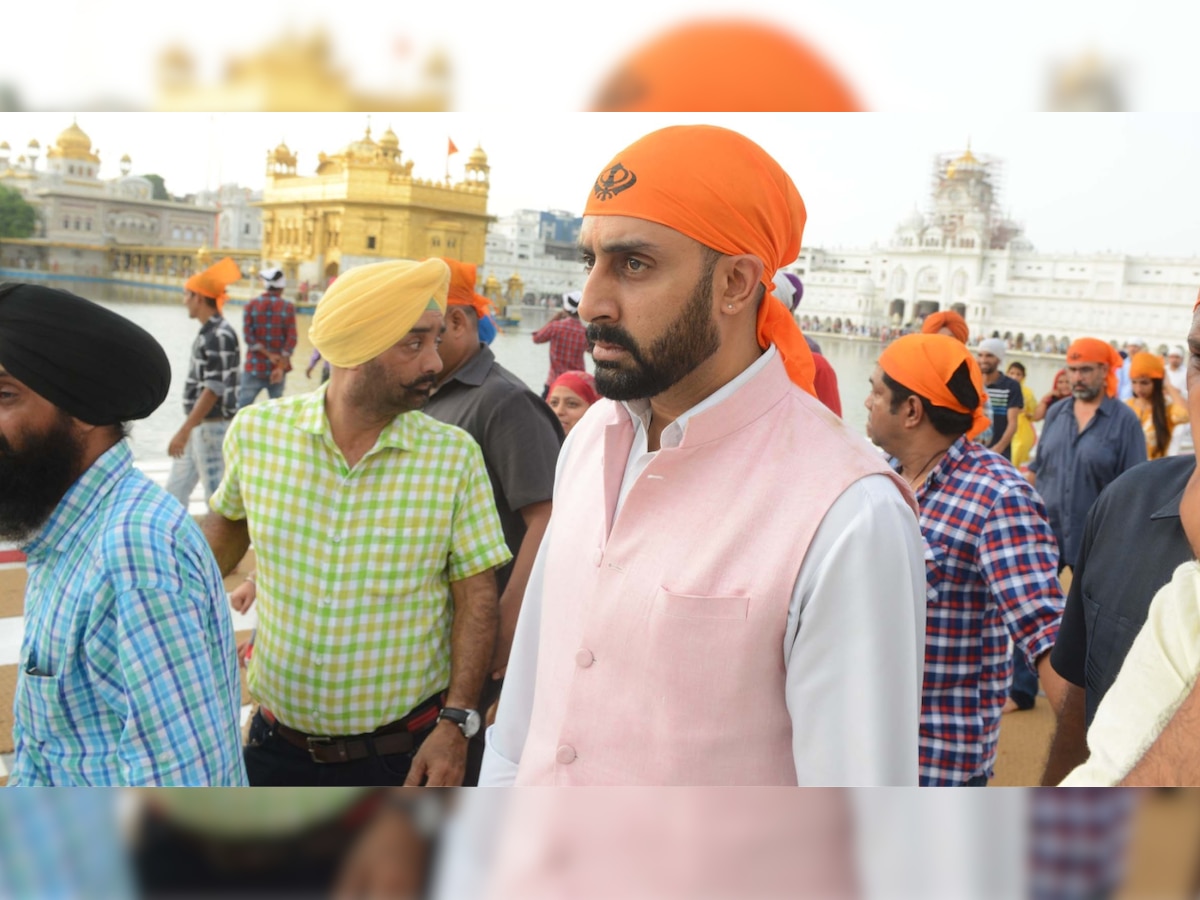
[653,588,749,620]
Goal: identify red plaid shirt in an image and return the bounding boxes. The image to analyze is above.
[532,315,589,386]
[242,292,298,378]
[905,436,1064,785]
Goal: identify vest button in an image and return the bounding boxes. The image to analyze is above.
[575,648,594,668]
[556,744,577,765]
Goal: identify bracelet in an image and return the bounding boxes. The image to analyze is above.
[244,572,256,585]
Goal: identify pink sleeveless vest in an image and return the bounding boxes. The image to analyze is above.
[515,354,914,785]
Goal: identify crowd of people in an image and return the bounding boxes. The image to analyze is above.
[3,124,1200,845]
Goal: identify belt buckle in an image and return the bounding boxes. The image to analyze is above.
[306,735,347,764]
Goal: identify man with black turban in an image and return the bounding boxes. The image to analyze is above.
[0,282,247,786]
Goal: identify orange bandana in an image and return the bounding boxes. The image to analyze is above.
[588,19,860,112]
[920,310,969,344]
[583,125,815,395]
[1129,350,1165,381]
[1066,338,1123,398]
[878,333,989,439]
[440,257,494,320]
[185,257,241,313]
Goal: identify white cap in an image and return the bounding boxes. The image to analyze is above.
[1125,336,1145,349]
[1170,345,1186,358]
[259,266,286,290]
[562,291,582,314]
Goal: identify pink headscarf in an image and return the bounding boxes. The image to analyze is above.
[550,370,599,406]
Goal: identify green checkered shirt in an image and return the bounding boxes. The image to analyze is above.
[211,386,511,735]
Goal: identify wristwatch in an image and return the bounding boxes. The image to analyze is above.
[437,707,481,738]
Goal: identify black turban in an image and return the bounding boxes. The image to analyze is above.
[0,282,171,425]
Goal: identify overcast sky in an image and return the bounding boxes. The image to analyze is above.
[5,112,1199,259]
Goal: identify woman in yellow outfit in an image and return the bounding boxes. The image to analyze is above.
[1006,361,1038,468]
[1127,351,1189,459]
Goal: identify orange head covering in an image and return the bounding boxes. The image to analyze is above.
[920,310,969,344]
[185,257,241,313]
[589,19,860,112]
[1129,350,1165,381]
[1066,337,1124,398]
[878,333,989,439]
[583,124,815,395]
[440,257,495,320]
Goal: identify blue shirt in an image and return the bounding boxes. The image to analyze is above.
[1029,396,1147,568]
[9,442,248,786]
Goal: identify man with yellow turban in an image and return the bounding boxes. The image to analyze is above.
[864,333,1066,785]
[481,125,926,788]
[1028,337,1146,572]
[166,256,242,510]
[202,258,512,787]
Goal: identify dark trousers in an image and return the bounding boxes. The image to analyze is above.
[134,797,377,897]
[244,710,433,787]
[1010,651,1039,708]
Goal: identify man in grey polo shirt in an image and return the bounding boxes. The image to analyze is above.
[422,259,563,783]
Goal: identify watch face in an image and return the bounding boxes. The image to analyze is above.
[441,707,482,738]
[464,708,482,738]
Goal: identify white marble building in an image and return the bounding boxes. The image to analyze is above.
[792,148,1200,353]
[482,208,586,301]
[194,183,263,252]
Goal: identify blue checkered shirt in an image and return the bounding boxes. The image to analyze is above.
[8,441,248,786]
[905,437,1064,786]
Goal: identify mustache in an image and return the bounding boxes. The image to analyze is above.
[402,376,438,390]
[586,324,638,354]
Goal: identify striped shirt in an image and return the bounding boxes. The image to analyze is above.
[9,442,247,786]
[905,436,1063,786]
[210,386,511,735]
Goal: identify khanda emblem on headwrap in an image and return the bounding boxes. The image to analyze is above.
[593,163,637,201]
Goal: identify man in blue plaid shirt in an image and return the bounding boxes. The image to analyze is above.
[0,283,247,786]
[238,266,297,409]
[865,333,1067,786]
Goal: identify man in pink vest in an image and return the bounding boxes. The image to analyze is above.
[479,125,927,786]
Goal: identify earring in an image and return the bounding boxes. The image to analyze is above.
[727,304,734,309]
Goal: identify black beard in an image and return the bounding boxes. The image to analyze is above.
[353,361,439,416]
[0,413,85,543]
[587,266,720,401]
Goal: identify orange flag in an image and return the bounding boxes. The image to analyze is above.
[448,137,459,156]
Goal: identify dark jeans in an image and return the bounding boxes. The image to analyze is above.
[1011,651,1039,709]
[134,798,377,897]
[244,710,433,786]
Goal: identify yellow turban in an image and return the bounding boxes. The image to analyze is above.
[308,259,450,367]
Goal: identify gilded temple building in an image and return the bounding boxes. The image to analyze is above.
[258,124,492,289]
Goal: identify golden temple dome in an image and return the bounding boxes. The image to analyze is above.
[47,120,100,163]
[0,141,9,150]
[468,144,488,165]
[56,121,91,153]
[27,139,40,150]
[379,126,399,149]
[272,141,293,161]
[345,125,379,159]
